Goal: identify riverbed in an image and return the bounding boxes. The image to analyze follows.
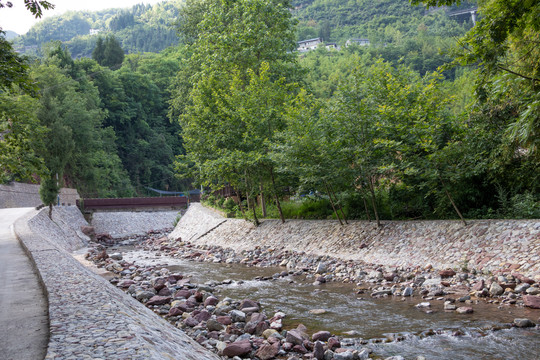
[113,246,540,360]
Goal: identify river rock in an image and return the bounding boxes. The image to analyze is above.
[174,289,191,299]
[109,252,123,260]
[217,315,232,325]
[254,342,280,360]
[523,295,540,309]
[207,318,225,331]
[456,306,473,314]
[286,329,308,346]
[312,331,331,342]
[117,279,135,288]
[204,296,219,307]
[80,225,95,236]
[184,316,199,327]
[316,262,327,274]
[402,287,413,297]
[168,307,183,317]
[444,301,457,310]
[194,309,212,323]
[313,341,325,360]
[158,287,171,296]
[514,283,530,293]
[489,282,504,296]
[327,337,340,350]
[472,279,485,291]
[415,302,431,308]
[230,310,246,323]
[153,278,167,291]
[240,299,259,311]
[525,287,540,295]
[222,339,252,357]
[334,349,355,360]
[439,269,456,278]
[513,318,535,328]
[262,329,278,339]
[309,309,327,315]
[135,290,155,301]
[146,295,171,306]
[244,313,268,335]
[512,273,535,285]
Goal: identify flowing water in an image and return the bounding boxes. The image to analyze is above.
[119,248,540,360]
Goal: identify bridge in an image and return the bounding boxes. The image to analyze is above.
[448,7,478,25]
[77,195,200,211]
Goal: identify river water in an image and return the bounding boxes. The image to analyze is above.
[119,248,540,360]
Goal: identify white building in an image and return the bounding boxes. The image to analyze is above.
[297,38,322,52]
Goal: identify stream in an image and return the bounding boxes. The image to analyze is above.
[113,246,539,360]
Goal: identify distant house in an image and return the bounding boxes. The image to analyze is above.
[325,42,340,51]
[89,29,101,35]
[346,38,370,47]
[297,38,322,52]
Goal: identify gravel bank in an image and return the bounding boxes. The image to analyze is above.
[14,206,219,360]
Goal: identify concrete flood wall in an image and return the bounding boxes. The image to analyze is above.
[0,182,79,208]
[170,203,540,278]
[14,206,219,360]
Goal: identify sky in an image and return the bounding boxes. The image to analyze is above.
[0,0,165,34]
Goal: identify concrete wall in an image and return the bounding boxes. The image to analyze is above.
[14,207,219,360]
[0,182,79,208]
[170,203,540,278]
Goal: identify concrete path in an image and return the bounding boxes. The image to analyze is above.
[0,208,48,360]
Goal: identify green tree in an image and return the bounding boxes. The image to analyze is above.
[174,0,302,222]
[92,35,124,68]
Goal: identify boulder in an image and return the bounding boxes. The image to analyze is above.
[489,282,504,296]
[146,295,171,306]
[222,340,252,357]
[312,331,331,342]
[513,318,535,328]
[523,295,540,309]
[254,342,280,360]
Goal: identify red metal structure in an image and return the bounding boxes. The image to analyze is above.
[77,195,200,211]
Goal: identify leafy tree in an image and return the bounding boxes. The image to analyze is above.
[92,35,124,68]
[0,0,54,18]
[175,0,302,222]
[39,174,58,218]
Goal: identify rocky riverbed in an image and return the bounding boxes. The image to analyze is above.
[84,230,540,360]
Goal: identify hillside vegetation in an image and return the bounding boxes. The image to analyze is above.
[2,0,538,221]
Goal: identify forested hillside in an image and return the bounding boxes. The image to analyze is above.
[1,0,538,220]
[13,1,181,58]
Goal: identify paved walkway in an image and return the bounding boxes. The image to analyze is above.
[0,208,48,360]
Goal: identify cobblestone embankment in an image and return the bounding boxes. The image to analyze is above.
[170,204,540,279]
[92,210,182,238]
[14,206,220,360]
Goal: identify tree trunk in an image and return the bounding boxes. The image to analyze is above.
[251,199,260,226]
[362,195,371,222]
[439,175,467,226]
[48,204,53,219]
[367,176,381,228]
[329,183,348,224]
[325,181,343,225]
[260,183,267,217]
[269,167,285,223]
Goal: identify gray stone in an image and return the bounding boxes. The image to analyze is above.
[489,282,504,296]
[513,318,535,328]
[402,287,413,297]
[315,262,327,274]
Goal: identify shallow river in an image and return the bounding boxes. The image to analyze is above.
[119,248,540,360]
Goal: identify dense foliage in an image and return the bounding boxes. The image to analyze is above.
[1,0,538,219]
[12,1,182,58]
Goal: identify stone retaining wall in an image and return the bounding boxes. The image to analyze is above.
[170,203,540,278]
[0,182,79,208]
[91,210,182,238]
[14,207,219,360]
